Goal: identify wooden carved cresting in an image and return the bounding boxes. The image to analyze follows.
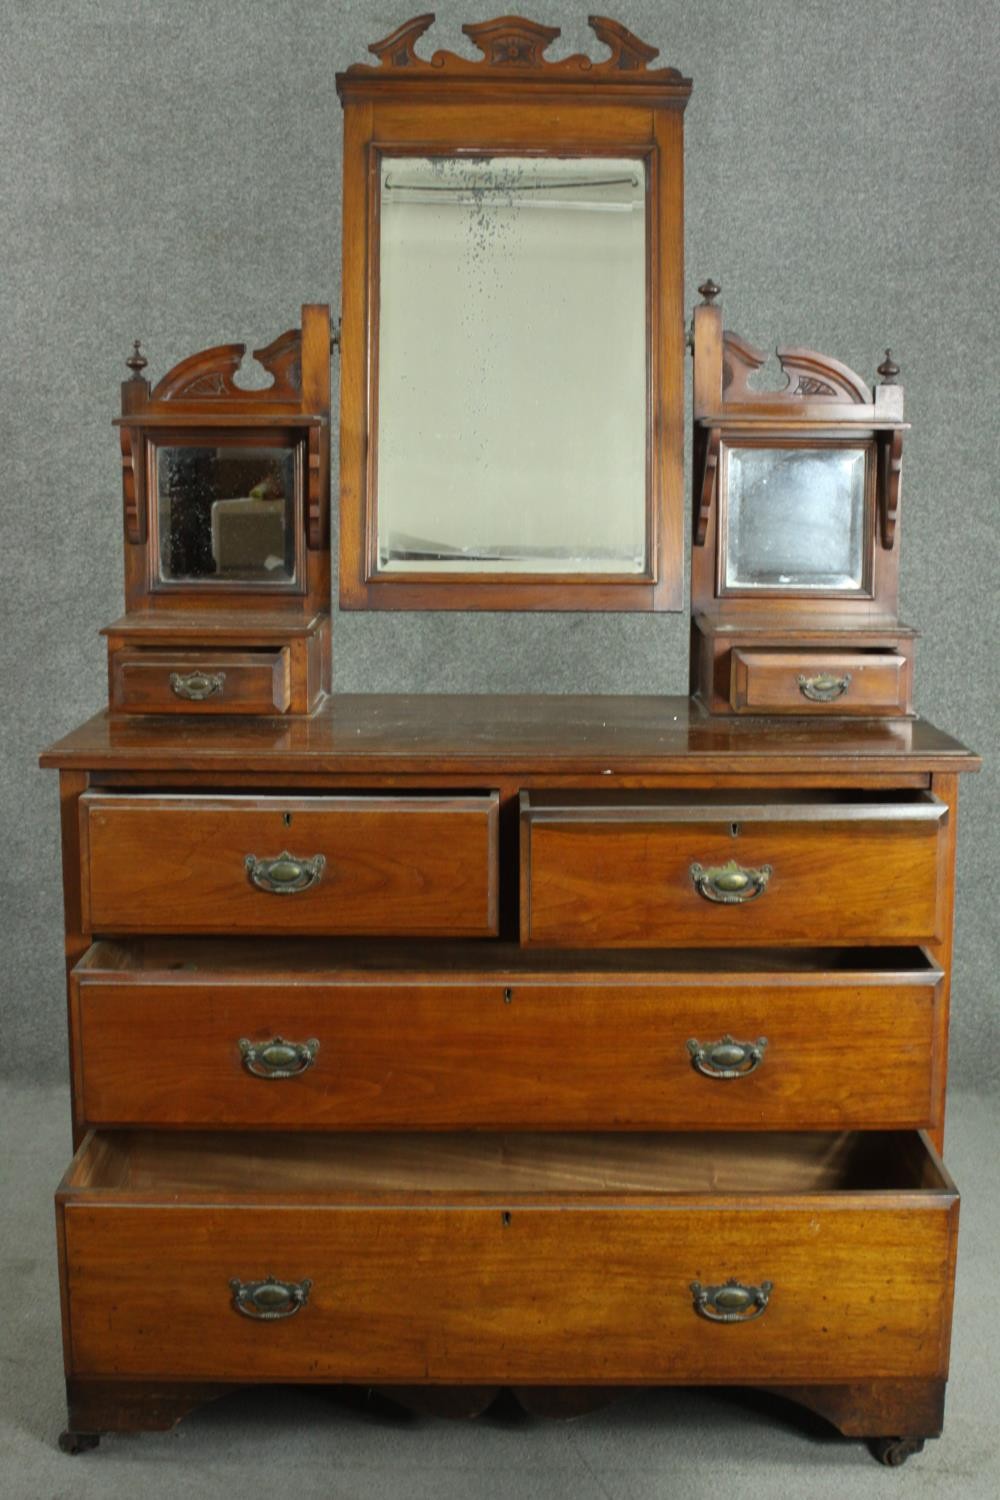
[721,334,871,406]
[150,332,302,404]
[350,13,689,81]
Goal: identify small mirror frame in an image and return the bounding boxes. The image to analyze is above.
[335,15,692,612]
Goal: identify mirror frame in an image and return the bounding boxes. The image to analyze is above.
[335,15,691,612]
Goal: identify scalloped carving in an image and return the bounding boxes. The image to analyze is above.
[694,426,720,547]
[349,13,687,79]
[721,332,871,405]
[252,328,302,399]
[150,345,246,402]
[879,427,903,548]
[119,428,145,544]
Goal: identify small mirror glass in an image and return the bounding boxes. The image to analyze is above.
[375,155,647,575]
[723,445,870,592]
[155,444,298,586]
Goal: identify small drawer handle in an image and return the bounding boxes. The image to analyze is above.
[797,671,851,702]
[169,669,226,701]
[239,1035,319,1079]
[690,859,772,903]
[687,1034,767,1079]
[245,852,326,894]
[230,1276,313,1321]
[691,1278,773,1324]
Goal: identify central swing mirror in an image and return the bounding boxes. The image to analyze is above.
[336,15,691,611]
[376,154,647,578]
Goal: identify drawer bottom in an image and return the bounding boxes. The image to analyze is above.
[58,1130,958,1391]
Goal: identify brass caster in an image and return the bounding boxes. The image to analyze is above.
[58,1430,101,1455]
[870,1435,925,1467]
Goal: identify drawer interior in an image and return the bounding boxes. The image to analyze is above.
[64,1128,952,1201]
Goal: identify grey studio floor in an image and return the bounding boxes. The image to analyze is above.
[3,1085,999,1500]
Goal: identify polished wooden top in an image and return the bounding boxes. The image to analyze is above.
[40,695,979,776]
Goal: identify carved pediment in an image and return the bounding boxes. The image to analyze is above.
[150,332,302,403]
[348,13,688,81]
[722,332,870,406]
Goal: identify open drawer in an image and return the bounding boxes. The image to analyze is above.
[72,941,944,1132]
[521,790,948,948]
[57,1129,957,1386]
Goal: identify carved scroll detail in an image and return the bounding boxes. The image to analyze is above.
[306,425,325,549]
[879,428,903,548]
[119,429,145,544]
[721,333,768,402]
[252,329,302,399]
[150,345,246,402]
[776,347,870,404]
[694,426,720,546]
[721,332,871,405]
[351,13,686,79]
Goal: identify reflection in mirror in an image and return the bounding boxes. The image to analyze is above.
[723,446,869,592]
[376,156,647,575]
[156,445,297,585]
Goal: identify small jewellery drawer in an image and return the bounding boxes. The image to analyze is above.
[72,942,943,1131]
[79,792,499,936]
[730,650,912,717]
[57,1129,957,1386]
[110,648,291,715]
[521,791,947,948]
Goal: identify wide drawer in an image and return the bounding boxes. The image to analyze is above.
[73,941,943,1131]
[110,648,292,715]
[79,792,499,936]
[730,650,911,717]
[58,1130,957,1385]
[521,791,947,948]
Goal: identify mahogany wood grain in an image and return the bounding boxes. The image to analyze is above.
[38,695,982,777]
[730,650,911,717]
[58,1129,956,1387]
[521,791,948,948]
[110,648,291,715]
[78,792,499,937]
[72,953,942,1131]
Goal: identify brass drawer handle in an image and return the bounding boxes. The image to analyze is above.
[687,1034,767,1079]
[245,851,326,894]
[239,1035,319,1079]
[797,671,851,702]
[690,859,772,903]
[169,669,226,701]
[230,1276,313,1321]
[691,1278,773,1324]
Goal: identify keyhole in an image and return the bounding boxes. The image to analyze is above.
[501,1211,512,1227]
[503,988,513,1005]
[730,822,741,837]
[283,812,293,828]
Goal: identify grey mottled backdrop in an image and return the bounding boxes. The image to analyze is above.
[1,1,996,1088]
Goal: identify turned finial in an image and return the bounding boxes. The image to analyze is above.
[698,279,721,305]
[877,348,900,384]
[125,339,148,379]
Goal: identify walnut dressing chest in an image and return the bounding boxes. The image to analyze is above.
[40,13,979,1471]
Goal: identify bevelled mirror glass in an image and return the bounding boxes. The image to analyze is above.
[375,155,647,577]
[721,444,872,593]
[154,442,300,587]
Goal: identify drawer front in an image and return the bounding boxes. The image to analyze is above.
[73,965,942,1131]
[110,648,291,715]
[60,1135,956,1385]
[79,793,499,936]
[730,650,911,717]
[521,795,946,948]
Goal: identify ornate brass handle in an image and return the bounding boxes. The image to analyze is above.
[687,1034,767,1079]
[797,671,851,702]
[230,1276,313,1321]
[690,859,772,903]
[239,1035,319,1079]
[245,852,326,894]
[691,1278,773,1324]
[169,669,225,701]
